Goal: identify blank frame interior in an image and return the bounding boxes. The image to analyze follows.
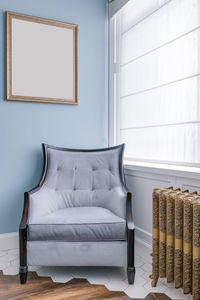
[6,11,78,105]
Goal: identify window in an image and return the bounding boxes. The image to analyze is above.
[110,0,200,167]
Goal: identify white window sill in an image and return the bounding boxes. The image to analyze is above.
[124,160,200,180]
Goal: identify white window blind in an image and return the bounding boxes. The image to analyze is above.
[112,0,200,166]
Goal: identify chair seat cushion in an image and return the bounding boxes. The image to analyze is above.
[28,207,126,242]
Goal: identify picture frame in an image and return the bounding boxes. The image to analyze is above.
[5,11,78,105]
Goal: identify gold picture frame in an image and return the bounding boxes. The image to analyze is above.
[5,11,78,105]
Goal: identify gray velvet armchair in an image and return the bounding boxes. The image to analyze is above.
[19,144,135,284]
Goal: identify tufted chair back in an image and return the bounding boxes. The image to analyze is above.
[29,144,127,223]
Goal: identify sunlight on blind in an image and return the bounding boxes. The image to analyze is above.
[118,0,200,165]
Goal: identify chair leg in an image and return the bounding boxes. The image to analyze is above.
[127,266,135,284]
[127,228,135,284]
[19,266,28,284]
[19,227,28,284]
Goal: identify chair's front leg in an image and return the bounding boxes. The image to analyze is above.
[127,228,135,284]
[126,192,135,284]
[19,227,28,284]
[19,193,29,284]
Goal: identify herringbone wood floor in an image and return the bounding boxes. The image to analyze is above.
[0,270,175,300]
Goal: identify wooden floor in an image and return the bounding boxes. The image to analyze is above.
[0,270,173,300]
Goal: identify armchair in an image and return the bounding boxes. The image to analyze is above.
[19,144,135,284]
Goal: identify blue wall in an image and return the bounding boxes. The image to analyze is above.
[0,0,108,234]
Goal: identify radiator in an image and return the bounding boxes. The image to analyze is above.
[151,187,200,300]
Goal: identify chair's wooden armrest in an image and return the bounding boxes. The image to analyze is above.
[19,184,45,230]
[19,193,29,230]
[126,192,134,230]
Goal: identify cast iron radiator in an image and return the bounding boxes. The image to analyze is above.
[151,187,200,299]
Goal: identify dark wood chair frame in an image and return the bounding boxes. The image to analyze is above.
[19,144,135,284]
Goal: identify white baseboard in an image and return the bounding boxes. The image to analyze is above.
[0,232,18,251]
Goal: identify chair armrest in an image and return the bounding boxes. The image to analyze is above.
[19,186,42,230]
[126,192,134,230]
[19,193,29,230]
